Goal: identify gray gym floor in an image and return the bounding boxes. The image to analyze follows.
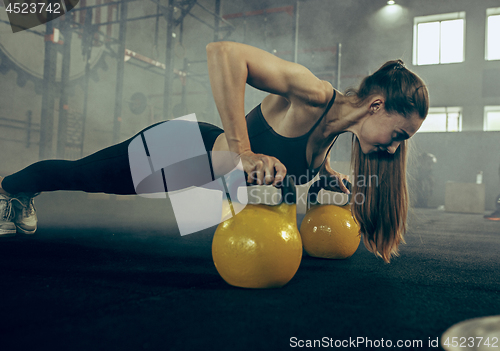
[1,192,499,351]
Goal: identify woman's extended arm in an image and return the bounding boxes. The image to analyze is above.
[206,41,327,185]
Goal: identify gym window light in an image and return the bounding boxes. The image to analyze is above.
[484,106,500,131]
[418,107,462,133]
[486,8,500,61]
[413,12,466,65]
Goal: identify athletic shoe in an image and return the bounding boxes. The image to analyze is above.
[0,194,16,236]
[11,193,39,234]
[484,210,500,221]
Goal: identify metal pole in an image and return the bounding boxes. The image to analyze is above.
[57,18,73,158]
[113,1,128,144]
[79,7,94,158]
[39,14,58,159]
[163,0,175,120]
[81,48,92,157]
[154,2,160,53]
[92,13,162,27]
[181,58,188,109]
[336,42,341,91]
[214,0,221,42]
[209,0,222,124]
[243,18,247,44]
[196,0,233,30]
[26,110,32,148]
[179,18,184,45]
[293,1,299,63]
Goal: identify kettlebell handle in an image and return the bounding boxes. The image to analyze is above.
[277,174,296,205]
[308,175,352,207]
[244,173,297,205]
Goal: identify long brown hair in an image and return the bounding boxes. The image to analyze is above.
[347,60,429,263]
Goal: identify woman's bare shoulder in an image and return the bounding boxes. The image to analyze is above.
[261,94,289,116]
[261,81,333,115]
[292,80,333,108]
[316,81,335,106]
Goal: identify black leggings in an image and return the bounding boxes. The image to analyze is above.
[2,121,224,196]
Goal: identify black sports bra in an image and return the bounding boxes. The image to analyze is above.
[245,91,337,185]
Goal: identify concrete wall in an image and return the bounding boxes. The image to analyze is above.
[409,132,500,209]
[355,0,500,209]
[300,0,500,209]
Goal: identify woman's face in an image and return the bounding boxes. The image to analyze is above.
[357,101,423,154]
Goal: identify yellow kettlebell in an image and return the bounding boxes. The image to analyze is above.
[212,175,302,289]
[299,177,360,259]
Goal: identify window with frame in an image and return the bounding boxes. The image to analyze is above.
[484,106,500,131]
[413,12,465,65]
[418,107,462,133]
[486,8,500,61]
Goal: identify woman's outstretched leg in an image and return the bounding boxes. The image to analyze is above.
[0,122,160,237]
[0,119,224,236]
[0,138,135,237]
[1,141,135,195]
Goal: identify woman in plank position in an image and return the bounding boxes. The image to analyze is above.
[0,41,429,263]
